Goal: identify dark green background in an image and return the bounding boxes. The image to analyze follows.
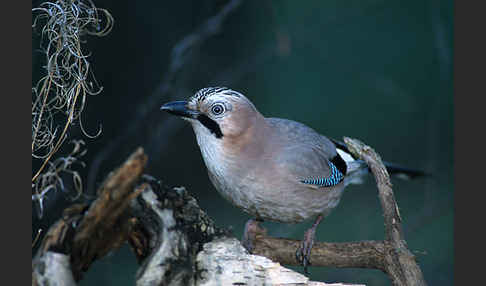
[32,0,453,285]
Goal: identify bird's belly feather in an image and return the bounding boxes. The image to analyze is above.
[209,169,345,223]
[198,134,345,223]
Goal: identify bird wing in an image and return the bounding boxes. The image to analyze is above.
[265,118,344,188]
[277,144,344,189]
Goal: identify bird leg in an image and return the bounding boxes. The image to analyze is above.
[241,218,266,253]
[296,214,323,273]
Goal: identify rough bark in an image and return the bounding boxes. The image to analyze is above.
[32,252,76,286]
[33,147,148,283]
[196,238,364,286]
[127,176,226,286]
[127,177,358,286]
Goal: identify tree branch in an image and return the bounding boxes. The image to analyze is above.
[33,147,148,282]
[253,237,387,271]
[343,137,427,286]
[250,137,427,286]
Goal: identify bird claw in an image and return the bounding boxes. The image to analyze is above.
[242,230,255,253]
[241,219,266,253]
[242,236,254,253]
[295,228,316,274]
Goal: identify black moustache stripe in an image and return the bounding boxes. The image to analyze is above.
[197,114,223,139]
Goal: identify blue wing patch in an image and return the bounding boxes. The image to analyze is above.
[301,160,344,187]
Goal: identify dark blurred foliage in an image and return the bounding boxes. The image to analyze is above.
[32,0,453,285]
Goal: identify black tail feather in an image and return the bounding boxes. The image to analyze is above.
[330,138,428,180]
[383,161,428,179]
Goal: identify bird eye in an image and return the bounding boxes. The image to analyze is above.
[211,103,225,115]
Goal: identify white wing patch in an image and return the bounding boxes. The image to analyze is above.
[336,148,355,163]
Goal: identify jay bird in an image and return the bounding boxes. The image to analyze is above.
[161,87,424,272]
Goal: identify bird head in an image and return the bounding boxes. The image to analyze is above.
[161,87,261,141]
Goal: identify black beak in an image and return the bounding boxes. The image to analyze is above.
[160,101,199,119]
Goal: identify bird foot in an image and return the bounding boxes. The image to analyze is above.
[295,227,316,274]
[241,219,266,253]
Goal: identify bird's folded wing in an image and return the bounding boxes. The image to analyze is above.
[273,143,343,189]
